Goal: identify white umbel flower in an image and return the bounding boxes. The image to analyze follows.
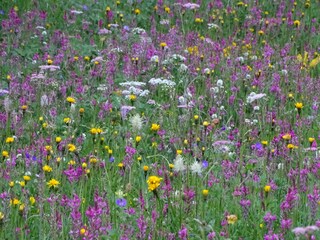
[190,161,202,175]
[173,155,186,172]
[130,114,143,132]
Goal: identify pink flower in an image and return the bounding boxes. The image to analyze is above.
[183,3,200,9]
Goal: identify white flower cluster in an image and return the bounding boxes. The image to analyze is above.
[130,114,143,132]
[119,81,146,87]
[97,84,108,91]
[173,155,203,175]
[131,27,146,35]
[208,23,220,30]
[179,64,188,72]
[244,118,259,125]
[246,92,267,104]
[120,81,149,97]
[150,55,159,62]
[170,54,186,62]
[122,87,150,97]
[149,78,176,87]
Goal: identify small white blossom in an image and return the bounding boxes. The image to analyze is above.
[190,161,202,175]
[173,155,186,172]
[130,114,143,132]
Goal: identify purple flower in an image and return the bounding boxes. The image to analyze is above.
[116,198,127,207]
[202,160,209,168]
[178,225,188,240]
[281,219,292,230]
[207,231,216,239]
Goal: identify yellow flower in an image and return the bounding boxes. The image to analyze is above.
[164,6,170,13]
[68,143,77,152]
[194,115,199,120]
[43,165,53,172]
[261,141,268,146]
[294,20,300,27]
[282,134,291,141]
[63,118,71,124]
[11,198,21,206]
[56,137,62,143]
[176,149,183,155]
[47,178,60,188]
[2,151,9,158]
[134,8,141,14]
[5,137,14,144]
[287,144,297,149]
[80,228,86,235]
[135,136,142,142]
[227,214,238,224]
[84,56,90,61]
[118,163,124,168]
[295,102,303,109]
[19,181,25,187]
[79,108,85,114]
[129,94,137,101]
[74,56,79,61]
[90,128,102,135]
[0,212,4,220]
[66,97,76,104]
[150,123,160,131]
[9,181,14,187]
[19,204,25,212]
[169,163,174,169]
[202,189,209,197]
[21,105,28,110]
[23,176,31,181]
[90,128,98,135]
[309,137,315,143]
[309,57,320,68]
[30,197,36,205]
[90,158,98,164]
[264,185,271,192]
[147,175,162,191]
[143,165,149,171]
[68,160,76,165]
[160,42,167,48]
[203,121,209,127]
[45,145,52,152]
[47,59,53,65]
[82,162,87,168]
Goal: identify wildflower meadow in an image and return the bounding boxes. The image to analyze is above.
[1,0,320,239]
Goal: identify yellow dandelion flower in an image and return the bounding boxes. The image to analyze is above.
[150,123,160,131]
[68,143,77,152]
[227,215,238,224]
[147,175,162,191]
[66,97,76,104]
[47,178,60,188]
[5,137,14,144]
[295,102,303,109]
[264,185,271,192]
[43,165,53,173]
[202,189,209,197]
